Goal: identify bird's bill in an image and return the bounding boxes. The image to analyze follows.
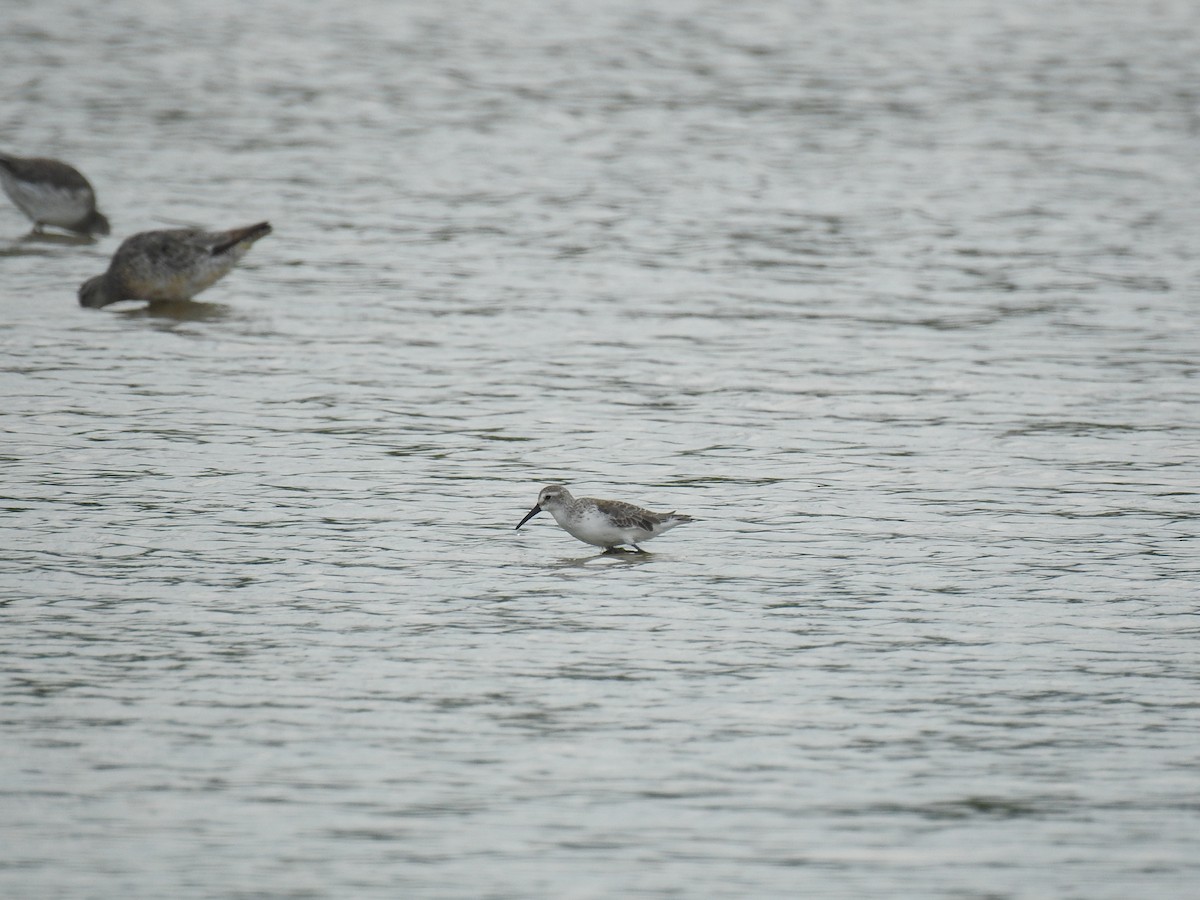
[514,505,542,530]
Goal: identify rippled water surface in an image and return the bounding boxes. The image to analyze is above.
[3,1,1199,897]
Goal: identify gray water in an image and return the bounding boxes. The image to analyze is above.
[3,0,1199,897]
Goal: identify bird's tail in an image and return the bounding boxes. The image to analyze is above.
[212,221,272,255]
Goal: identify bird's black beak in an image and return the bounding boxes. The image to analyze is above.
[515,504,542,530]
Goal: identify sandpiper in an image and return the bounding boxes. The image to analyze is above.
[0,152,110,236]
[515,484,693,552]
[78,221,272,308]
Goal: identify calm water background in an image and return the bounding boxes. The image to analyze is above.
[2,0,1198,897]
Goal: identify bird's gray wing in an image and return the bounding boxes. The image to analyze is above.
[592,499,660,532]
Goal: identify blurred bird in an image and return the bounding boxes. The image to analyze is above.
[0,152,110,236]
[78,221,272,308]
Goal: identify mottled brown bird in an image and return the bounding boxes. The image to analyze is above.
[79,222,272,308]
